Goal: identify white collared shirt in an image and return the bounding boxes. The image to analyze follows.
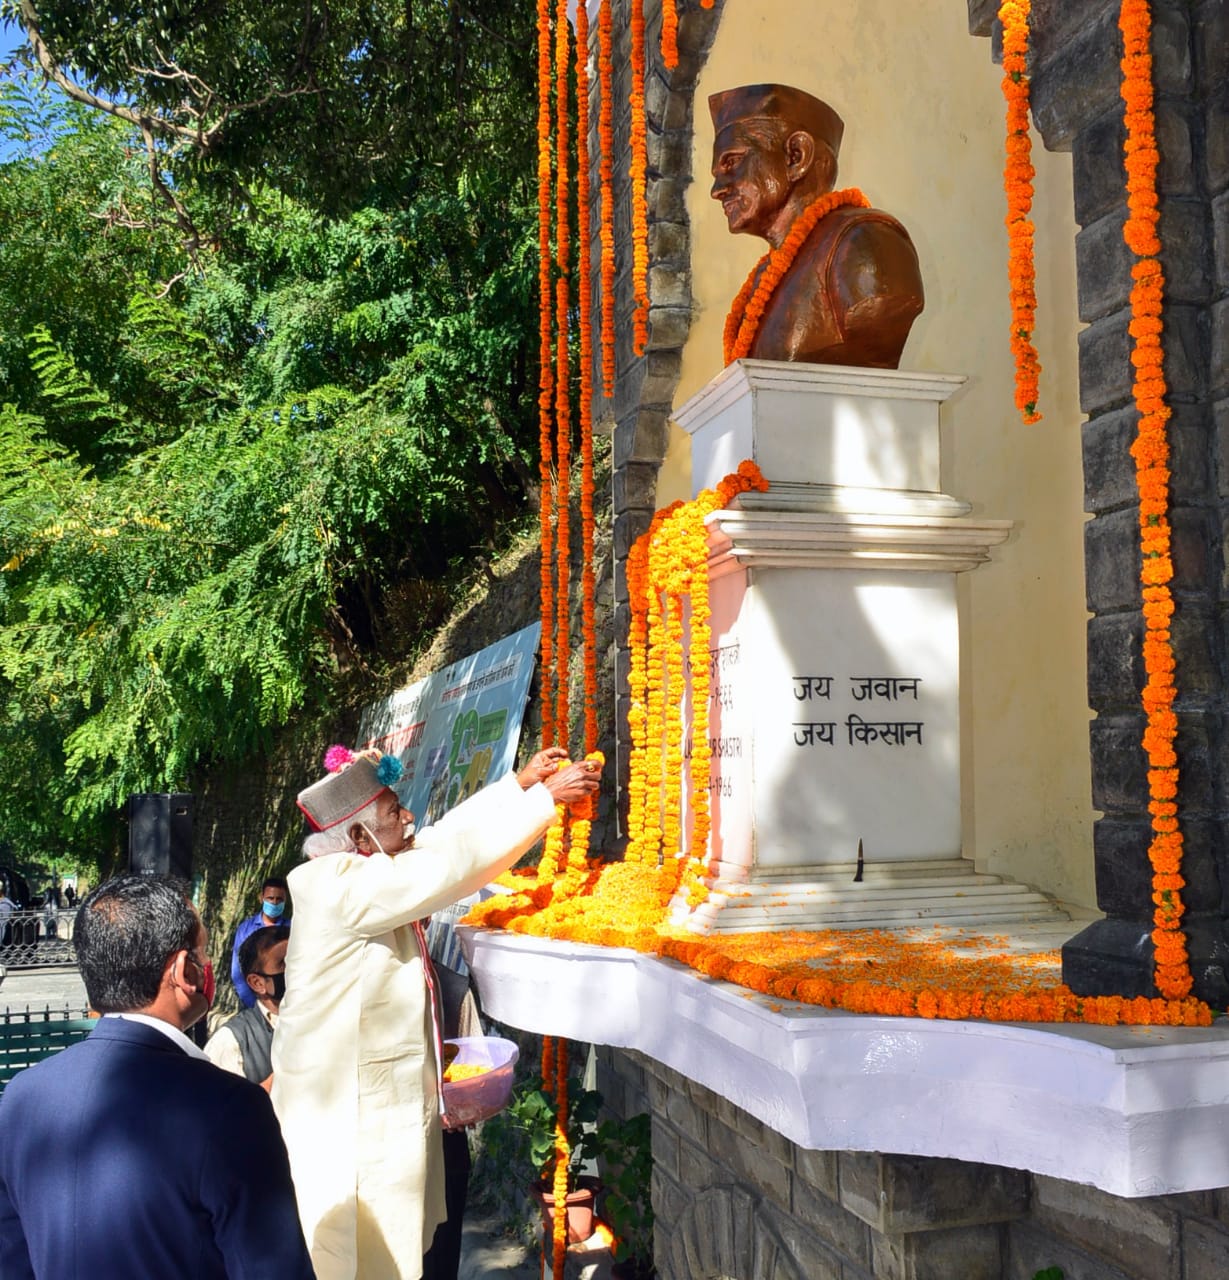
[105,1012,212,1062]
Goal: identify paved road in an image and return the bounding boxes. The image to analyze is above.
[1,965,88,1013]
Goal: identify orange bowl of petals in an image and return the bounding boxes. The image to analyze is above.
[441,1036,519,1127]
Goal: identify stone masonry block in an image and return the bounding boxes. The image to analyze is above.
[1086,610,1143,713]
[1005,1220,1138,1280]
[1030,2,1123,151]
[1078,310,1133,416]
[614,510,652,563]
[647,219,688,265]
[838,1153,1029,1235]
[1073,109,1126,227]
[646,128,691,180]
[650,1113,680,1183]
[724,1097,794,1167]
[1166,401,1216,505]
[675,1132,722,1190]
[1159,197,1212,304]
[1091,816,1155,918]
[637,347,682,407]
[1088,712,1148,812]
[1154,302,1205,400]
[1214,191,1229,294]
[613,461,661,514]
[1171,710,1219,814]
[705,1108,792,1206]
[1174,817,1229,915]
[790,1176,872,1267]
[1170,604,1223,700]
[646,263,691,312]
[1076,210,1132,322]
[648,175,688,223]
[613,409,668,469]
[1082,407,1139,514]
[646,304,691,350]
[795,1146,840,1201]
[1171,502,1220,597]
[967,0,997,37]
[872,1223,1004,1280]
[1155,101,1197,198]
[662,1079,707,1147]
[1033,1174,1181,1280]
[1185,1216,1229,1280]
[1150,1,1193,96]
[1213,297,1229,397]
[1084,507,1140,612]
[760,1200,847,1280]
[1194,0,1229,96]
[1205,86,1229,195]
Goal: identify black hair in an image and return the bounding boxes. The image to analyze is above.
[260,876,289,894]
[74,874,199,1013]
[238,924,290,980]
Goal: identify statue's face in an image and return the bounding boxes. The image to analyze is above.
[710,122,792,239]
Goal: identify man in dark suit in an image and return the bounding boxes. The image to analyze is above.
[0,873,316,1280]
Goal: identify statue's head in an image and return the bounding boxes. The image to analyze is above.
[709,84,844,242]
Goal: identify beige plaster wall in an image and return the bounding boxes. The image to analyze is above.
[667,0,1096,908]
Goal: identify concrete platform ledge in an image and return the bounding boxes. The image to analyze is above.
[459,925,1229,1199]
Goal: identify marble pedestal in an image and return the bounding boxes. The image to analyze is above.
[671,361,1027,932]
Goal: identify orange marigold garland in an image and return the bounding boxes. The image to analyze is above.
[537,0,557,745]
[629,0,650,356]
[575,0,600,756]
[625,463,769,907]
[999,0,1042,423]
[1119,0,1191,999]
[723,188,870,364]
[550,1038,570,1276]
[554,0,573,741]
[597,0,617,396]
[661,0,679,69]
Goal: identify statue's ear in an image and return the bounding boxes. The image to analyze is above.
[784,130,817,182]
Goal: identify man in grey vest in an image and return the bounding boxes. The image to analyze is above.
[205,924,288,1088]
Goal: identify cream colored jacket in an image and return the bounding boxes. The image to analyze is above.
[271,773,557,1280]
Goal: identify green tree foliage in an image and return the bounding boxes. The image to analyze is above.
[0,73,539,858]
[2,0,536,220]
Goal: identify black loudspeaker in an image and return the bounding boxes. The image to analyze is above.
[127,793,193,881]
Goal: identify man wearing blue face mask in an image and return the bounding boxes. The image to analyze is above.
[207,925,289,1089]
[229,876,290,1008]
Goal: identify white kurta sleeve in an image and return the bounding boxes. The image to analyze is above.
[335,773,558,937]
[203,1025,245,1078]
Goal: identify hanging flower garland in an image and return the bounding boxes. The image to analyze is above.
[999,0,1042,423]
[629,0,650,355]
[625,462,769,905]
[554,0,573,742]
[723,188,870,364]
[575,0,600,756]
[537,0,557,746]
[1119,0,1190,999]
[597,0,617,397]
[661,0,679,69]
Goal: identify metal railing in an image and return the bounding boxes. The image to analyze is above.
[0,910,78,969]
[0,1005,95,1094]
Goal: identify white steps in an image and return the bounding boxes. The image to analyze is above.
[686,858,1071,934]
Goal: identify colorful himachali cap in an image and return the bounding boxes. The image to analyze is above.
[296,745,404,832]
[709,83,845,159]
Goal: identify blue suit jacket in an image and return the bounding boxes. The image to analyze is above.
[0,1017,316,1279]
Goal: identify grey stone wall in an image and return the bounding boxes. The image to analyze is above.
[975,0,1229,1003]
[594,0,724,839]
[598,1044,1229,1279]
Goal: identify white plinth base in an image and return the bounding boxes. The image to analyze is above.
[460,925,1229,1199]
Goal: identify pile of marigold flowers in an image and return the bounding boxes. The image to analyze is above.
[463,862,1213,1028]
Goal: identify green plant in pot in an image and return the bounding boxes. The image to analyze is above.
[597,1112,655,1279]
[505,1078,605,1243]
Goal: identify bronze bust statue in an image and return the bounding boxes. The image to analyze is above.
[710,84,924,369]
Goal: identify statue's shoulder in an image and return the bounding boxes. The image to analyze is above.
[800,204,922,303]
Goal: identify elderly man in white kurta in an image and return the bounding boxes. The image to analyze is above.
[272,744,601,1280]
